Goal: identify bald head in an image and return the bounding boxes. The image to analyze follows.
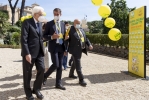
[74,19,81,29]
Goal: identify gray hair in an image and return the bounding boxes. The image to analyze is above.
[32,6,44,16]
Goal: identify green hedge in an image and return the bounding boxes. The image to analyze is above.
[0,44,20,49]
[86,34,149,50]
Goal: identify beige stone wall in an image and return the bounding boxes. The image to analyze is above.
[0,5,19,23]
[0,5,32,23]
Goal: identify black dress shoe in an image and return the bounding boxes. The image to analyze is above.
[55,84,66,90]
[26,96,35,100]
[69,75,77,79]
[79,80,87,86]
[32,90,44,99]
[43,77,47,85]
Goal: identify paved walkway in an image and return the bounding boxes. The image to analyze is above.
[0,48,149,100]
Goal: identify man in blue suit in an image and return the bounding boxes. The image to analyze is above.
[43,8,66,90]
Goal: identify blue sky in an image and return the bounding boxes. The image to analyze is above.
[0,0,149,21]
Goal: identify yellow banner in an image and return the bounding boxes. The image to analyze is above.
[129,6,146,78]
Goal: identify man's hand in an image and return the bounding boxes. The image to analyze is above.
[52,32,60,39]
[26,54,32,64]
[89,45,93,50]
[65,36,69,40]
[64,52,68,56]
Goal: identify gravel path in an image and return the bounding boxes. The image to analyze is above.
[0,48,149,100]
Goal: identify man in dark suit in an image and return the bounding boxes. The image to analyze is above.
[65,19,93,86]
[43,8,66,90]
[21,6,45,100]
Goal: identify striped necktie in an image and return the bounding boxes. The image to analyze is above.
[36,22,40,33]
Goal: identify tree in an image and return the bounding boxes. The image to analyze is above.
[146,17,149,34]
[0,10,9,38]
[20,0,26,19]
[88,20,103,33]
[146,17,149,27]
[102,0,135,34]
[8,0,19,25]
[15,20,22,27]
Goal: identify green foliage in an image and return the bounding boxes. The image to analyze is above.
[146,17,149,26]
[88,21,103,33]
[146,27,149,34]
[102,0,136,34]
[3,31,21,45]
[15,20,22,27]
[7,25,21,33]
[11,32,21,45]
[86,34,149,50]
[67,21,73,25]
[0,10,9,38]
[0,44,20,49]
[3,32,11,45]
[85,32,90,34]
[146,35,149,50]
[146,17,149,34]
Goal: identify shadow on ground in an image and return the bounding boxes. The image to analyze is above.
[0,70,140,100]
[13,60,22,62]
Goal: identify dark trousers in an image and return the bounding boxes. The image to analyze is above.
[23,54,45,97]
[62,55,68,69]
[44,45,64,85]
[68,55,73,66]
[69,53,84,81]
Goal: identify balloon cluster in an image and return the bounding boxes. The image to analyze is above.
[21,15,32,22]
[20,12,46,22]
[91,0,121,41]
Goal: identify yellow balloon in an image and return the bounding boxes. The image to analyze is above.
[43,12,46,16]
[21,16,25,22]
[98,5,111,18]
[108,28,121,41]
[25,15,30,19]
[91,0,104,6]
[104,17,116,28]
[28,15,32,18]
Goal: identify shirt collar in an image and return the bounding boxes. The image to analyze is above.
[54,19,60,23]
[33,17,38,24]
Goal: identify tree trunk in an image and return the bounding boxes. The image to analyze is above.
[11,9,15,25]
[20,0,26,19]
[8,0,19,26]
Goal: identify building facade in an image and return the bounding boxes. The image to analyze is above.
[0,3,39,23]
[81,18,89,32]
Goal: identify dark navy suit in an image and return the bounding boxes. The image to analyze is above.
[21,18,45,97]
[43,20,66,85]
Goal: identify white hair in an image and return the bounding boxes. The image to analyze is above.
[32,6,44,16]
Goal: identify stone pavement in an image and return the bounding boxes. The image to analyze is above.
[0,48,149,100]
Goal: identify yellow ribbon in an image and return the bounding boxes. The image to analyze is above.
[54,20,61,32]
[76,29,84,42]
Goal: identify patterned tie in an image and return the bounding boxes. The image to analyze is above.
[36,22,40,33]
[77,29,85,49]
[56,22,60,33]
[56,21,63,44]
[77,29,83,38]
